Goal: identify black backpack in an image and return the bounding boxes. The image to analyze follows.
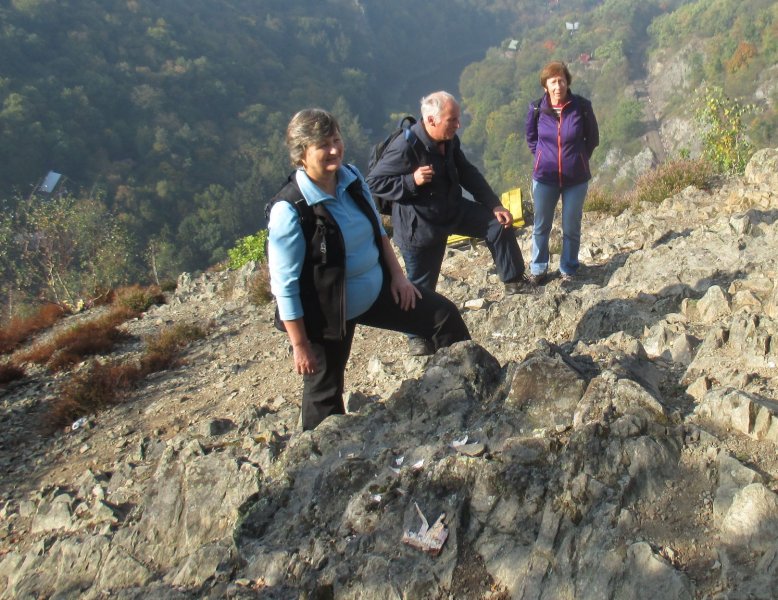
[366,115,418,215]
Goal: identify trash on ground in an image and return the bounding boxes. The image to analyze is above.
[71,417,88,431]
[451,435,468,447]
[401,502,448,556]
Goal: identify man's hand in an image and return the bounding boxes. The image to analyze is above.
[413,165,435,186]
[493,205,513,228]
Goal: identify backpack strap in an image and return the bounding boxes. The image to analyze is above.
[265,175,317,244]
[406,127,422,165]
[532,96,544,127]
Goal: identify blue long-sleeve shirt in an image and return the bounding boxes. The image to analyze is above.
[267,165,386,321]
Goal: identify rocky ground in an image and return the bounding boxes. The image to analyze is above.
[1,149,778,599]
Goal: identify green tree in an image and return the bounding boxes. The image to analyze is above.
[5,194,137,309]
[696,85,754,174]
[602,97,644,145]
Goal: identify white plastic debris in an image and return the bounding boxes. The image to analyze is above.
[402,502,448,556]
[451,435,469,448]
[71,417,88,431]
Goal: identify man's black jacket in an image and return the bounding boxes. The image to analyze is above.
[366,121,501,250]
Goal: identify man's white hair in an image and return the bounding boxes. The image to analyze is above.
[420,91,457,119]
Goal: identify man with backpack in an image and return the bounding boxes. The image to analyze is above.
[366,91,528,356]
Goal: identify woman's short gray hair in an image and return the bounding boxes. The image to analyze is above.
[420,91,457,120]
[286,108,341,167]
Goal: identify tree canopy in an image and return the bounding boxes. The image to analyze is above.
[0,0,509,284]
[0,0,775,315]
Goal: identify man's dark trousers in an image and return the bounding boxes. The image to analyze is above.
[401,199,525,295]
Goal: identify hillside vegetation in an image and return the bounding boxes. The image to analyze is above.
[459,0,778,192]
[0,0,507,289]
[1,0,776,317]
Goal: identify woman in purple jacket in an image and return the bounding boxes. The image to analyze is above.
[525,61,599,285]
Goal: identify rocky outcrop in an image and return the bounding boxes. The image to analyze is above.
[1,148,778,598]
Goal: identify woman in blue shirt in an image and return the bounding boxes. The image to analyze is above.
[268,108,470,430]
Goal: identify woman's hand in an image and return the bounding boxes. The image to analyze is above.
[282,319,318,375]
[292,339,318,375]
[379,234,421,310]
[390,274,422,311]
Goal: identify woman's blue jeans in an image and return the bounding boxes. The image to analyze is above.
[531,180,589,277]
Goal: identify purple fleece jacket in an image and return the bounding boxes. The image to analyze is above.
[525,92,599,187]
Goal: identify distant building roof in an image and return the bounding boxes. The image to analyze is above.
[508,39,518,51]
[38,171,62,194]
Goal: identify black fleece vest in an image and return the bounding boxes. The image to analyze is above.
[267,173,387,341]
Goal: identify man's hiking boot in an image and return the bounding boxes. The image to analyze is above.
[408,337,434,356]
[504,274,532,295]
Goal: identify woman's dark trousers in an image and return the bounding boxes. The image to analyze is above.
[301,282,470,430]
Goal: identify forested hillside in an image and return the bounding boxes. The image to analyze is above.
[458,0,778,193]
[0,0,508,302]
[1,0,776,316]
[647,0,778,147]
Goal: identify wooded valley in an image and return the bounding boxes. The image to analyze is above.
[0,0,775,315]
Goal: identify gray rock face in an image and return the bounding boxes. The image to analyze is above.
[2,149,778,599]
[234,340,688,598]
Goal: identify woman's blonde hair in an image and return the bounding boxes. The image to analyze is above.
[285,108,341,167]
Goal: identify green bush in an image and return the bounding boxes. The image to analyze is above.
[696,86,755,174]
[228,230,269,270]
[601,98,644,145]
[0,194,137,310]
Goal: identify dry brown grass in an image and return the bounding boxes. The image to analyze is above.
[584,158,715,216]
[141,322,207,372]
[584,185,629,215]
[46,361,143,431]
[45,321,208,433]
[626,158,714,206]
[1,284,163,372]
[114,284,165,313]
[16,306,135,370]
[0,363,25,384]
[248,268,273,306]
[0,304,68,355]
